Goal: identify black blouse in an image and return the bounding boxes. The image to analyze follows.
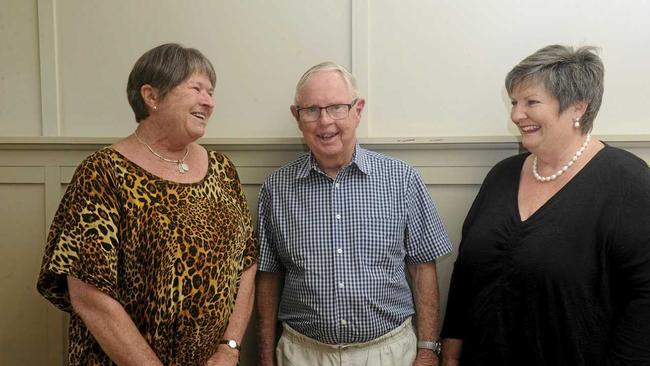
[441,145,650,366]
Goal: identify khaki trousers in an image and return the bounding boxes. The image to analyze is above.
[276,318,417,366]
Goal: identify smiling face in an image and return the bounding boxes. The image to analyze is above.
[154,72,215,141]
[291,70,364,171]
[510,81,583,156]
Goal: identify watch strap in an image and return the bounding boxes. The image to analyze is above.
[417,340,441,355]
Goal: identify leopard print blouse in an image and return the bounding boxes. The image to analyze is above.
[36,148,257,365]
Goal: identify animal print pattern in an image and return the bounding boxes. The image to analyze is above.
[37,148,257,365]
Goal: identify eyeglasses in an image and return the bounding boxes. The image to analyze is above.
[296,99,358,122]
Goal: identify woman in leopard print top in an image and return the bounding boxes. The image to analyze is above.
[37,43,257,366]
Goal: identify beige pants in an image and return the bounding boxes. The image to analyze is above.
[276,318,417,366]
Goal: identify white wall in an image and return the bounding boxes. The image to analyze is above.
[369,0,650,138]
[1,0,649,139]
[53,0,352,138]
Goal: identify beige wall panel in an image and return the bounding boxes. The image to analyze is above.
[242,184,262,225]
[0,0,41,136]
[0,149,97,167]
[417,166,491,185]
[0,184,57,365]
[234,183,262,366]
[0,140,646,364]
[0,166,44,183]
[54,0,351,139]
[365,147,516,168]
[212,148,308,168]
[427,184,481,321]
[369,0,650,138]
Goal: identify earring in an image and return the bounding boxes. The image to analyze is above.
[573,117,580,129]
[152,105,157,111]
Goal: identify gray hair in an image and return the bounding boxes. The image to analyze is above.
[294,61,358,104]
[127,43,217,122]
[505,45,604,133]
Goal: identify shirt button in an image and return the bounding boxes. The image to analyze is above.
[341,319,347,326]
[336,248,343,254]
[335,183,340,188]
[338,282,345,288]
[335,214,341,220]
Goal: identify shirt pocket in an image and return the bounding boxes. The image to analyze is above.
[357,214,405,269]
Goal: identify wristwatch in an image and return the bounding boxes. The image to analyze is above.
[219,339,241,350]
[417,340,442,355]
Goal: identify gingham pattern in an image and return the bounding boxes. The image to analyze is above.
[258,144,452,344]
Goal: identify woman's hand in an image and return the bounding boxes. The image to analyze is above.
[441,338,462,366]
[205,344,239,366]
[441,360,460,366]
[67,276,164,365]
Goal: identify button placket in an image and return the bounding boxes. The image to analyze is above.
[332,176,349,342]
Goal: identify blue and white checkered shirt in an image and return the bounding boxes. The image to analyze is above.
[257,144,452,344]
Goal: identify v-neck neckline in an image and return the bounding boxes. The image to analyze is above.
[514,145,609,224]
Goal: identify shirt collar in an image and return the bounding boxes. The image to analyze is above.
[295,143,371,179]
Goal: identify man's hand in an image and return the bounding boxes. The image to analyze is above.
[256,271,284,366]
[413,348,439,366]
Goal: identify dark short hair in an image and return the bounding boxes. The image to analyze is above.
[126,43,216,122]
[505,45,604,134]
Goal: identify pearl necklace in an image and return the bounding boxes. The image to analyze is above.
[532,134,591,182]
[133,130,190,173]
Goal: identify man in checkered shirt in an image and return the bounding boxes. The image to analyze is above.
[256,61,452,366]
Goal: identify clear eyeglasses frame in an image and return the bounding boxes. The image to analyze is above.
[296,99,359,122]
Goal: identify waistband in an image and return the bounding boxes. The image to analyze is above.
[281,317,413,350]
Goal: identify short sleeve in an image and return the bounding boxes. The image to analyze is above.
[256,182,283,272]
[36,152,121,312]
[403,168,452,263]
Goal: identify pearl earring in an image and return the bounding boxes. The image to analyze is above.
[152,105,158,111]
[573,117,580,129]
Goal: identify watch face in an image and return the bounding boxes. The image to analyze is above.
[221,339,240,350]
[433,341,442,355]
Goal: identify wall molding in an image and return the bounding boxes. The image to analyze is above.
[2,134,648,146]
[37,0,61,137]
[2,136,647,187]
[0,138,524,186]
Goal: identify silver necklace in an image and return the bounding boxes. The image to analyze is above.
[532,134,591,182]
[133,130,190,173]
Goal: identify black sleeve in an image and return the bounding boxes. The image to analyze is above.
[606,161,650,364]
[440,165,496,339]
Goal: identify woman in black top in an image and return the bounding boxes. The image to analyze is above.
[441,45,650,365]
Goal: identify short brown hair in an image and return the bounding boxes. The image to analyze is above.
[126,43,216,122]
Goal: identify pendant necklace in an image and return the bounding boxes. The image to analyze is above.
[133,130,190,173]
